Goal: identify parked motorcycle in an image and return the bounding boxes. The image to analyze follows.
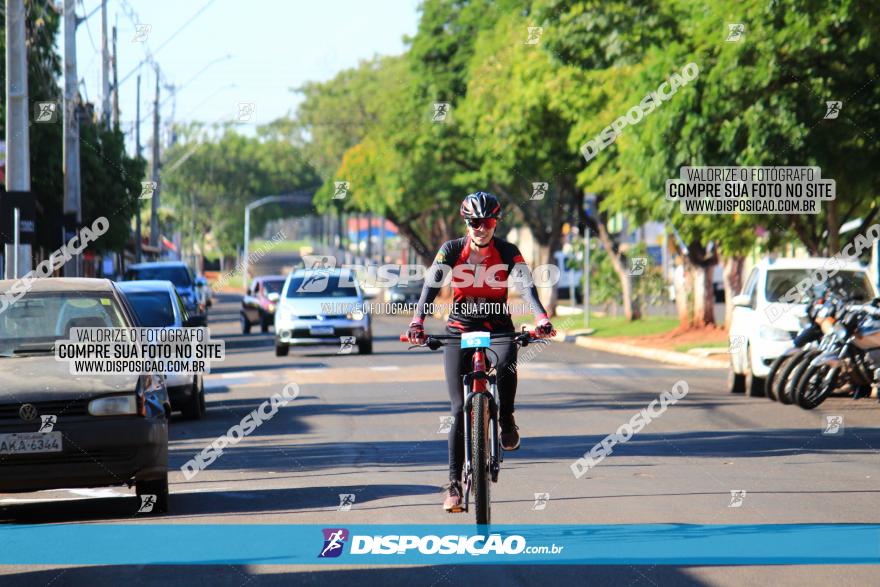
[794,303,880,409]
[766,293,840,403]
[780,293,858,405]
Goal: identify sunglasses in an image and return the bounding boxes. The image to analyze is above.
[465,218,497,230]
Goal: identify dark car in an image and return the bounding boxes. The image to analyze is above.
[118,280,207,420]
[0,278,171,513]
[241,275,286,334]
[124,261,207,326]
[387,278,424,308]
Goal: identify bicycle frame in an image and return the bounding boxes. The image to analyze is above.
[460,346,501,514]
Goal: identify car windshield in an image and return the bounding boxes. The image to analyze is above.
[263,279,285,295]
[285,272,359,298]
[0,292,127,356]
[765,269,873,303]
[393,280,424,293]
[125,266,192,288]
[125,291,176,327]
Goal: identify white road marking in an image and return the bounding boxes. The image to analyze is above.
[206,377,252,389]
[370,366,400,371]
[1,487,129,504]
[67,488,129,498]
[221,371,256,379]
[0,497,85,504]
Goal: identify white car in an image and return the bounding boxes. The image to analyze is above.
[728,257,877,396]
[274,268,373,356]
[118,280,207,419]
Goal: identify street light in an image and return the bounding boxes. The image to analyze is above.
[242,190,319,292]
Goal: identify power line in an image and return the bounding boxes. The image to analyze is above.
[152,0,218,56]
[118,0,153,60]
[78,0,99,52]
[118,0,219,87]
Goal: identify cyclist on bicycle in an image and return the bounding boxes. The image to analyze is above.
[405,191,554,512]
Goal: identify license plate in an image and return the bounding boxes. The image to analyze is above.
[0,431,63,455]
[309,326,335,336]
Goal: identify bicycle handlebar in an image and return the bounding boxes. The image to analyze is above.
[399,329,556,345]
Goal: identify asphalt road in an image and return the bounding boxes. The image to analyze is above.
[2,257,879,585]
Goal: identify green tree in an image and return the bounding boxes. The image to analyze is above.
[79,121,145,252]
[304,0,532,264]
[161,124,320,256]
[1,1,145,259]
[538,0,880,328]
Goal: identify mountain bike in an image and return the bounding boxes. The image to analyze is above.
[400,327,553,525]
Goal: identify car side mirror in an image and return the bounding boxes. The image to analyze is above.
[732,294,752,307]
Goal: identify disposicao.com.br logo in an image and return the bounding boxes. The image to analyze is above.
[318,528,349,558]
[318,528,563,557]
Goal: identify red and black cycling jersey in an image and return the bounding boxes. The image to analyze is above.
[413,236,548,332]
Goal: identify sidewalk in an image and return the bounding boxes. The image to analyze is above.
[568,334,729,369]
[551,309,729,369]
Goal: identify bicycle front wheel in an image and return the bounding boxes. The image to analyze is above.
[471,393,491,526]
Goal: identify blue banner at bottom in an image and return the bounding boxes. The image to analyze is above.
[0,524,878,565]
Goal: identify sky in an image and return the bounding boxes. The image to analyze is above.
[72,0,420,152]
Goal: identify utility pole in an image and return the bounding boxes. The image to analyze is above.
[190,192,195,265]
[100,0,110,127]
[354,213,362,262]
[149,65,161,249]
[135,74,143,262]
[379,215,386,264]
[4,0,32,278]
[63,0,82,276]
[584,227,590,329]
[365,211,373,262]
[112,24,119,127]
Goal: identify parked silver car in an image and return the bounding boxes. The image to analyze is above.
[274,268,373,356]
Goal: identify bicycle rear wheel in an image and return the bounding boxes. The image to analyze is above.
[471,393,491,526]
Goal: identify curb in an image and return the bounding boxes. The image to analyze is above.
[572,335,729,369]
